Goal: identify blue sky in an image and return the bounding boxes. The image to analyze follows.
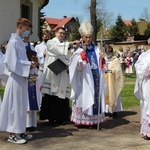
[42,0,150,25]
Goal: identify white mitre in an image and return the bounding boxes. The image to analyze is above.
[78,20,93,36]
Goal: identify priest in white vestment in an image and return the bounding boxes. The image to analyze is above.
[69,21,107,127]
[40,27,79,126]
[134,49,150,140]
[0,18,37,144]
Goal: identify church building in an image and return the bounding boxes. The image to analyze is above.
[0,0,49,44]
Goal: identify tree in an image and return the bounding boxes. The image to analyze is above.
[97,18,103,39]
[97,11,113,40]
[90,0,97,44]
[144,22,150,36]
[80,0,113,44]
[140,7,150,22]
[68,17,81,41]
[75,0,113,44]
[39,12,46,41]
[110,15,127,41]
[128,18,139,36]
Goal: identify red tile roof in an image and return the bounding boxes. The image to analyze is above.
[45,17,75,31]
[123,20,132,26]
[45,18,60,25]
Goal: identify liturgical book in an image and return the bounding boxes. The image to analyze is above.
[26,49,37,61]
[47,59,68,75]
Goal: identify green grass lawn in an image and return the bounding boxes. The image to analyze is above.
[124,74,136,82]
[0,86,5,99]
[121,76,140,108]
[121,84,139,109]
[0,76,140,109]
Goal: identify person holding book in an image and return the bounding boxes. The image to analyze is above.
[40,27,79,126]
[23,34,41,131]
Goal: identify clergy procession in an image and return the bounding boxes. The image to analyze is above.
[0,17,150,146]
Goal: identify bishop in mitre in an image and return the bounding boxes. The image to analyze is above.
[69,21,107,127]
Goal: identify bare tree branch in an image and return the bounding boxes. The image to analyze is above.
[140,7,150,22]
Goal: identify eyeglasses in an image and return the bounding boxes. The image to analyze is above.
[58,32,65,35]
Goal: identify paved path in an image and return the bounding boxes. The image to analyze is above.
[1,106,150,150]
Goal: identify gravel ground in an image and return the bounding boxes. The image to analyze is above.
[1,106,150,150]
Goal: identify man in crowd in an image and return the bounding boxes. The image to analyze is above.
[35,30,50,90]
[35,30,50,72]
[132,45,141,64]
[131,44,141,75]
[40,27,79,126]
[69,21,107,128]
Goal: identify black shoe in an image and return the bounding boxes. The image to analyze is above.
[26,127,37,132]
[113,112,118,118]
[48,119,56,126]
[143,136,150,140]
[55,121,66,125]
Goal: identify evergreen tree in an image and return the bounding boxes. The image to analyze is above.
[144,22,150,36]
[39,12,46,41]
[128,18,139,36]
[110,15,127,41]
[69,17,81,41]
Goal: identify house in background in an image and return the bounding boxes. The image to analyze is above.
[97,19,149,51]
[43,16,76,33]
[0,0,49,44]
[123,19,148,35]
[137,19,148,35]
[123,20,132,26]
[122,19,149,44]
